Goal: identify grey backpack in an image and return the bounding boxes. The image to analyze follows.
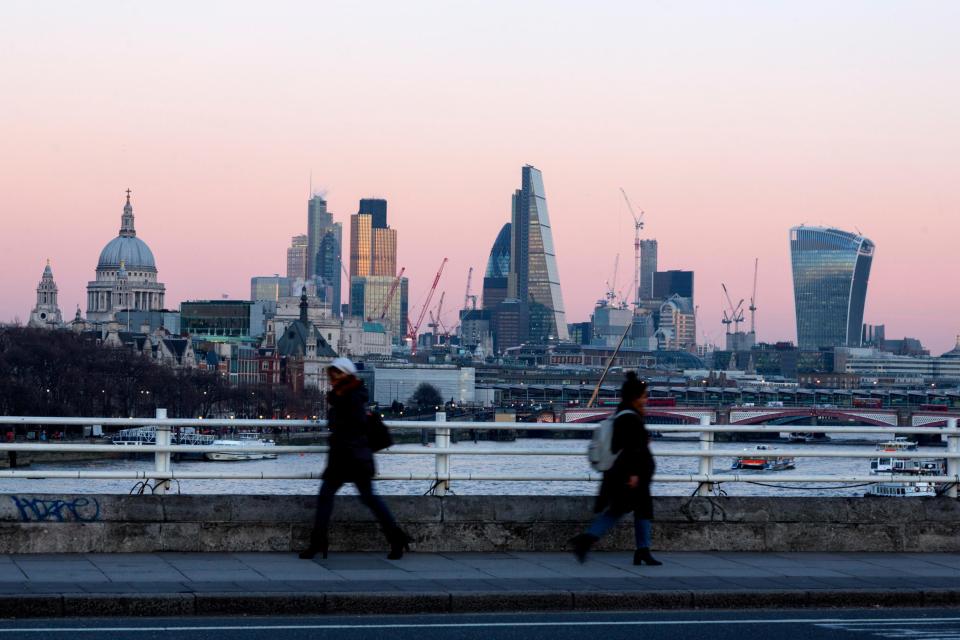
[587,410,635,472]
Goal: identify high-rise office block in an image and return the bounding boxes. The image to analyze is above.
[482,223,511,310]
[349,275,408,339]
[305,195,342,315]
[653,270,694,301]
[639,239,658,301]
[250,275,292,302]
[307,195,333,277]
[286,235,308,281]
[358,198,388,229]
[349,198,405,342]
[316,230,342,314]
[790,226,874,350]
[506,165,568,342]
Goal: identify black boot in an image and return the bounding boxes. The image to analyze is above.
[387,529,412,560]
[633,548,662,566]
[299,534,328,560]
[569,533,597,564]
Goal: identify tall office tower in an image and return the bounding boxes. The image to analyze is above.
[286,235,308,281]
[358,198,388,229]
[306,194,333,277]
[350,206,396,277]
[790,226,874,350]
[349,199,406,341]
[653,270,694,301]
[306,194,342,314]
[316,230,342,314]
[639,239,658,301]
[506,165,568,342]
[482,223,511,310]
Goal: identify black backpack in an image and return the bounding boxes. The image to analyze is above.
[365,411,394,452]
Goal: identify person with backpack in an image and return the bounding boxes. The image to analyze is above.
[570,371,662,566]
[299,357,411,561]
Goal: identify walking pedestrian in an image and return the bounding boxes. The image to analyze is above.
[299,357,411,561]
[570,371,662,566]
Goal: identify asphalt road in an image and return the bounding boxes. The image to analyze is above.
[1,609,960,640]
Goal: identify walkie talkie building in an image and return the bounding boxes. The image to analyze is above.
[790,226,874,350]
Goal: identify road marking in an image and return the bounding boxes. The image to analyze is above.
[2,617,960,633]
[817,620,960,639]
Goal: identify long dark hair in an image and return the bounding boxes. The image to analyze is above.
[620,371,648,412]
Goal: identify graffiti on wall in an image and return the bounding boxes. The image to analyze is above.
[10,496,101,522]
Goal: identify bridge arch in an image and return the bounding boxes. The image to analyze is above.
[730,408,894,427]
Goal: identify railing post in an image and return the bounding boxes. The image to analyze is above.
[435,411,450,496]
[696,415,713,497]
[947,418,959,499]
[154,408,170,495]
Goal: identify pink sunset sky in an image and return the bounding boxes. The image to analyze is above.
[1,1,958,353]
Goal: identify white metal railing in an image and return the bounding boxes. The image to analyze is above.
[0,412,957,498]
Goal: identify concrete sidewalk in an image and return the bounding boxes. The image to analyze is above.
[1,551,959,617]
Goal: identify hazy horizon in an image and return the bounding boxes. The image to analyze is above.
[2,1,958,353]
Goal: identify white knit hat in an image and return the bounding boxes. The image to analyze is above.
[329,357,358,376]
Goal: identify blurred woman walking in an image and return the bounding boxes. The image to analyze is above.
[570,371,661,566]
[299,358,411,561]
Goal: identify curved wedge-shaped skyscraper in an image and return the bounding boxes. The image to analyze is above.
[790,226,874,350]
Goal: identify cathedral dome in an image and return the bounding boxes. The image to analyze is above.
[97,236,156,271]
[95,191,158,272]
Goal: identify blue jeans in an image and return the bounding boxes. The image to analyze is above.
[587,510,652,549]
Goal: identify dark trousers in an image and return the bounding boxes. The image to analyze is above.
[310,475,398,545]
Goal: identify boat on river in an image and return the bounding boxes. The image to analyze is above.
[875,437,918,452]
[205,433,277,461]
[731,445,796,471]
[867,482,938,498]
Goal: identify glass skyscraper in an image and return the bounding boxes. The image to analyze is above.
[790,226,874,350]
[507,165,568,342]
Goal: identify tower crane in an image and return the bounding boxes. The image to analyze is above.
[749,258,758,337]
[462,267,474,311]
[722,283,745,335]
[407,257,448,355]
[619,188,645,311]
[605,254,620,305]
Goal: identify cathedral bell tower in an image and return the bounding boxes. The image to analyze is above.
[28,260,64,329]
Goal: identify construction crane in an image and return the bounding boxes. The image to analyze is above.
[429,291,447,338]
[722,283,745,334]
[377,267,406,321]
[462,267,474,311]
[749,258,759,337]
[619,188,645,310]
[407,257,448,355]
[605,254,620,304]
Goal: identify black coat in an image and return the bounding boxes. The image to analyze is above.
[322,379,374,482]
[594,407,656,519]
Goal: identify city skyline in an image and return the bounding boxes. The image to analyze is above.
[2,2,959,352]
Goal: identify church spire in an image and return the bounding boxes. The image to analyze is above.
[299,286,309,323]
[120,188,136,237]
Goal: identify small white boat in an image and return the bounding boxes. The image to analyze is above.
[731,445,796,471]
[787,432,831,443]
[205,433,277,461]
[875,437,918,452]
[871,457,946,475]
[867,482,937,498]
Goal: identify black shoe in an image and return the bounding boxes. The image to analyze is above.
[387,530,412,560]
[569,533,597,564]
[298,538,328,560]
[633,548,662,566]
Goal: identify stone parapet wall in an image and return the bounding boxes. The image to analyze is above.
[0,494,957,553]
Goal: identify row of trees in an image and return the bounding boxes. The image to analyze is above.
[0,328,321,418]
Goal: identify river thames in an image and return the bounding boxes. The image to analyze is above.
[2,433,946,498]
